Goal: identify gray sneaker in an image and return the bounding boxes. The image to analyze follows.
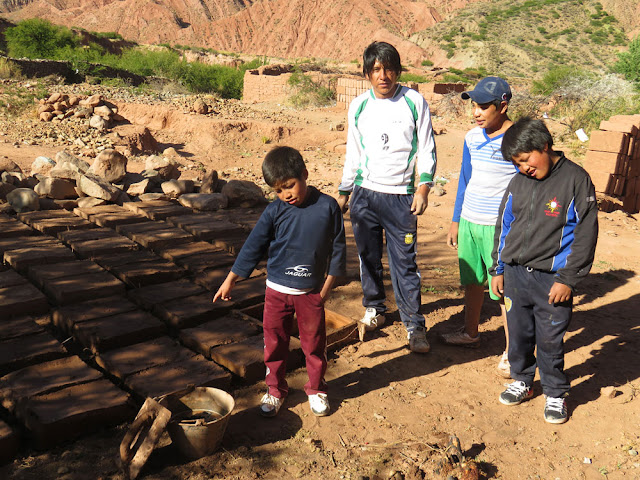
[408,326,430,354]
[499,381,533,406]
[544,396,568,424]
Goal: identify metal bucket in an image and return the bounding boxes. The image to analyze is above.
[162,387,235,459]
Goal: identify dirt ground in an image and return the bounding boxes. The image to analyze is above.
[1,92,639,480]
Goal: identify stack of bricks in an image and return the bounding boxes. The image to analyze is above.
[243,69,294,104]
[582,114,640,214]
[336,77,371,110]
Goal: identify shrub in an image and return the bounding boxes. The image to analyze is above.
[421,59,434,66]
[0,57,22,79]
[613,36,640,87]
[532,65,588,94]
[287,68,335,107]
[5,19,76,59]
[400,73,427,83]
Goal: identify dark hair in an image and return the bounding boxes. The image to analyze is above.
[501,117,554,162]
[262,146,306,187]
[363,41,401,78]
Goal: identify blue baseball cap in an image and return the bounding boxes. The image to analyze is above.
[462,76,512,104]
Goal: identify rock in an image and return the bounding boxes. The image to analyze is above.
[7,188,40,212]
[193,98,209,114]
[73,107,93,119]
[145,155,180,180]
[93,105,113,118]
[431,184,445,196]
[34,177,78,199]
[161,179,194,197]
[77,196,106,208]
[138,193,170,202]
[127,179,151,196]
[78,174,121,201]
[140,169,163,184]
[80,94,103,108]
[55,151,90,174]
[200,170,219,194]
[47,92,62,104]
[1,171,24,185]
[0,158,22,174]
[221,180,267,207]
[49,164,81,181]
[90,115,108,131]
[88,149,128,183]
[178,193,228,211]
[39,112,54,122]
[162,147,179,157]
[31,156,56,176]
[0,181,17,201]
[38,104,54,114]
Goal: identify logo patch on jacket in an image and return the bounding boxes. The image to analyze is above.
[285,265,312,277]
[544,197,562,217]
[404,233,414,244]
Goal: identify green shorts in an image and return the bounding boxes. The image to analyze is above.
[457,218,500,301]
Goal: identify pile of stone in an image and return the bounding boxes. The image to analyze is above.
[0,150,268,214]
[38,93,123,132]
[583,114,640,214]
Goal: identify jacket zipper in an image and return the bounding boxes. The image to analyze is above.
[518,180,538,265]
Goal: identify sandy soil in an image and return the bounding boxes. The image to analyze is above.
[1,94,639,480]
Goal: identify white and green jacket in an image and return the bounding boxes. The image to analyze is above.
[339,85,437,195]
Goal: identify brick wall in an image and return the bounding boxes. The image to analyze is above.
[243,69,294,103]
[583,114,640,213]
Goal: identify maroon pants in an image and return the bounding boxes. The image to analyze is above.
[263,287,328,398]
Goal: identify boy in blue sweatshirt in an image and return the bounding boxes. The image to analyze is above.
[214,146,346,418]
[490,118,598,424]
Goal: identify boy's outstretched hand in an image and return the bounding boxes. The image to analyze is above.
[491,274,504,299]
[446,222,459,249]
[548,282,572,304]
[213,272,240,302]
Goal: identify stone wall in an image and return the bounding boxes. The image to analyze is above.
[583,114,640,213]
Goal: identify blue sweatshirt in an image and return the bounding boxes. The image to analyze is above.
[231,186,347,290]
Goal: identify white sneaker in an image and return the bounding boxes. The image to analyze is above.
[360,307,385,332]
[308,393,330,416]
[260,392,283,417]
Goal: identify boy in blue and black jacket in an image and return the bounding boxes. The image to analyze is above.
[214,146,346,418]
[490,117,598,424]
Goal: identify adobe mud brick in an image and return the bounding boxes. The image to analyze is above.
[19,378,134,450]
[27,259,104,288]
[72,310,167,354]
[128,203,192,221]
[52,295,138,335]
[224,276,266,308]
[73,204,123,220]
[95,336,196,380]
[0,269,28,289]
[127,226,194,250]
[588,130,630,154]
[4,244,76,273]
[194,265,266,293]
[182,220,245,242]
[598,120,638,136]
[0,236,61,256]
[0,356,103,413]
[41,271,126,305]
[123,354,231,400]
[0,215,37,238]
[152,293,233,329]
[26,215,96,236]
[0,283,49,317]
[211,231,248,255]
[95,251,187,288]
[59,228,139,258]
[0,332,67,376]
[128,279,206,310]
[219,208,265,229]
[607,114,640,130]
[0,420,19,465]
[0,316,46,341]
[158,243,236,273]
[89,210,150,228]
[17,209,77,223]
[209,334,303,382]
[165,213,227,229]
[122,199,175,215]
[179,313,262,357]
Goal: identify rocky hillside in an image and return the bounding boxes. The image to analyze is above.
[0,0,488,64]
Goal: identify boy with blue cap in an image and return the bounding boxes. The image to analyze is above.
[443,77,518,378]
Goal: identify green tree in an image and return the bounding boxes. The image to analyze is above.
[613,36,640,87]
[5,18,76,59]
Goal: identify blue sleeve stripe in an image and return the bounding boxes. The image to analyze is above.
[551,197,577,271]
[496,193,514,274]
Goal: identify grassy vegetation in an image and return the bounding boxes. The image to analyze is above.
[415,0,627,79]
[287,67,335,107]
[0,80,49,118]
[2,18,262,99]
